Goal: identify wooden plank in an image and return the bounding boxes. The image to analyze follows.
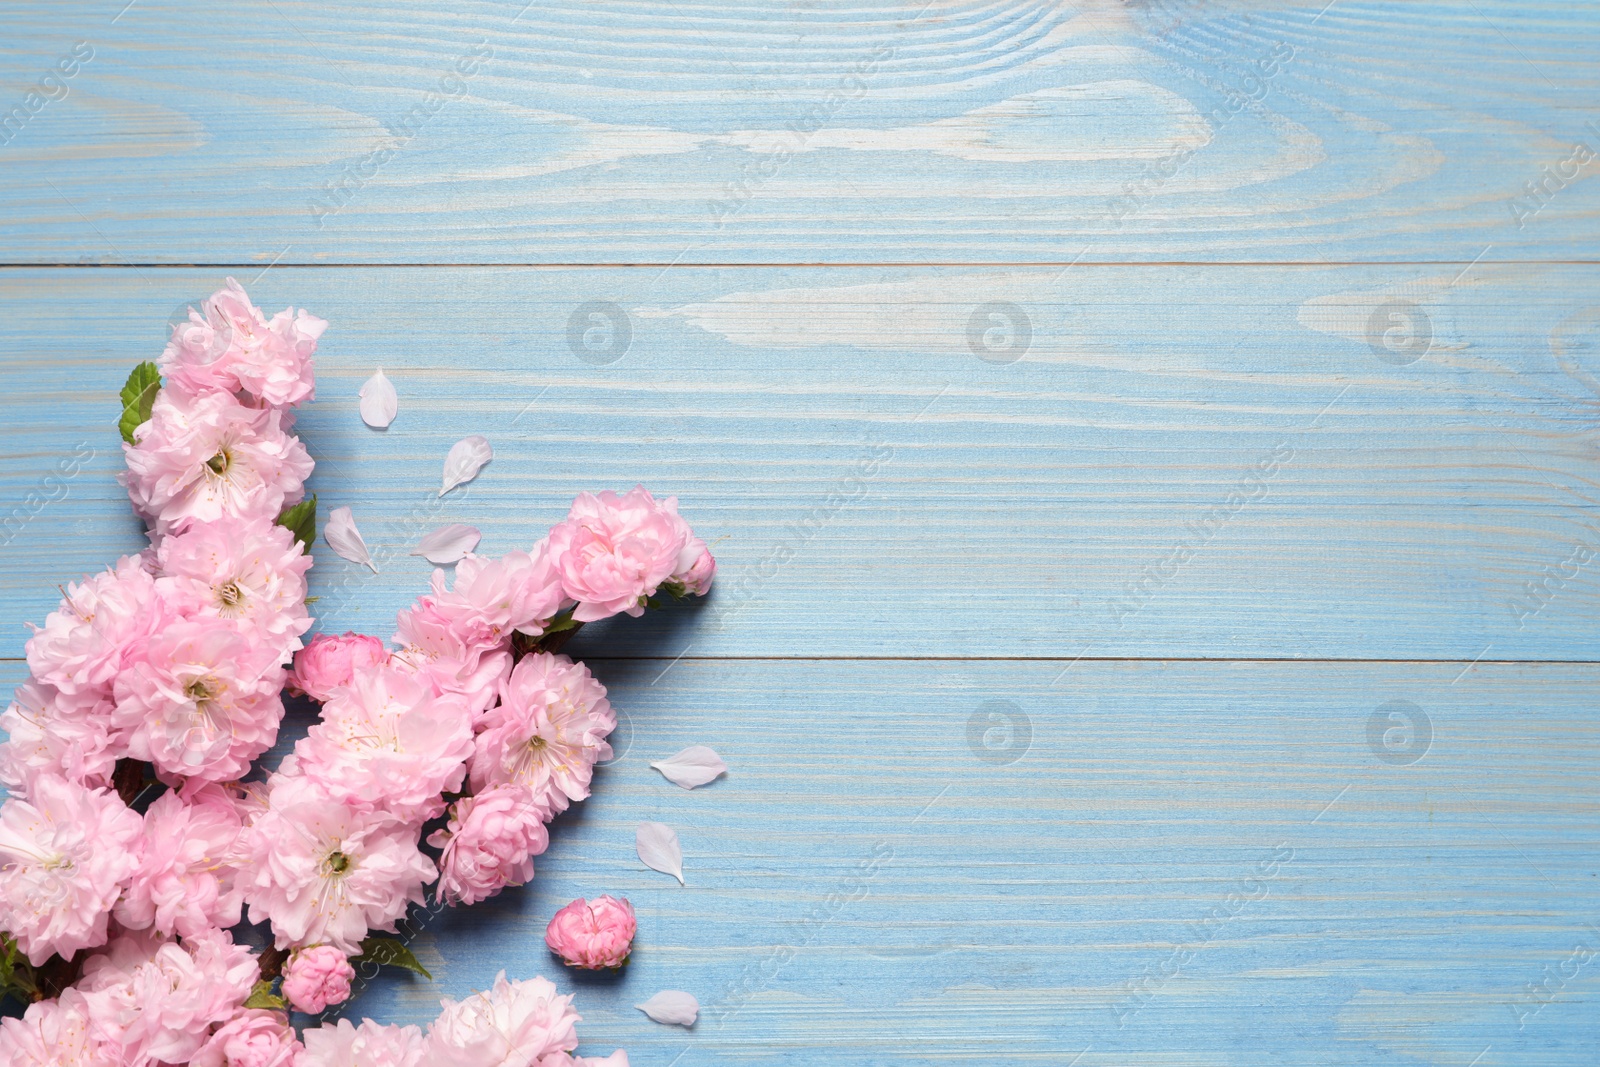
[2,264,1597,661]
[2,655,1590,1064]
[1,1,1597,263]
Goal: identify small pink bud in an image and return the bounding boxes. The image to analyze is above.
[280,944,355,1014]
[545,896,636,970]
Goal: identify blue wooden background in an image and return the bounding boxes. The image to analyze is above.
[3,1,1598,1063]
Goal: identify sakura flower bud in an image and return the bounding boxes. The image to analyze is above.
[281,944,356,1014]
[290,631,389,701]
[545,895,637,970]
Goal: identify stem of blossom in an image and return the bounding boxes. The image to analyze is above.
[112,759,147,807]
[258,944,288,980]
[535,623,583,655]
[32,954,80,1002]
[512,622,585,659]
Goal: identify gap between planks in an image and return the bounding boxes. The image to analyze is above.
[4,261,1600,270]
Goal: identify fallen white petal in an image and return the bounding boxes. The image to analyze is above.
[635,821,684,884]
[440,435,492,496]
[650,746,728,789]
[358,367,398,428]
[413,523,480,564]
[325,507,378,573]
[636,990,698,1027]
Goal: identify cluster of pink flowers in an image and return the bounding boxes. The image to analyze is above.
[261,481,713,947]
[0,280,713,1066]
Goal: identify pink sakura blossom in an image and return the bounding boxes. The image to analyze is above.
[240,775,435,953]
[111,617,287,783]
[545,896,636,970]
[428,543,566,647]
[4,297,668,1067]
[0,680,119,798]
[115,784,245,939]
[257,305,326,404]
[290,631,390,701]
[190,1009,302,1067]
[428,784,552,907]
[0,773,141,965]
[469,652,614,817]
[24,553,163,703]
[546,486,689,621]
[230,778,271,828]
[122,386,313,537]
[298,1019,427,1067]
[75,927,258,1066]
[280,944,356,1014]
[155,518,312,659]
[391,595,512,719]
[548,1053,631,1067]
[661,498,715,597]
[160,278,323,409]
[0,990,117,1067]
[425,972,581,1067]
[294,664,474,824]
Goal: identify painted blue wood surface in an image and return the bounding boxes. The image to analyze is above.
[0,1,1597,262]
[2,1,1598,1064]
[1,266,1596,660]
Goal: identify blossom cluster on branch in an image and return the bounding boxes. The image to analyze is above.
[0,280,713,1066]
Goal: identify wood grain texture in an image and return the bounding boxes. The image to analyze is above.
[2,265,1597,659]
[1,1,1597,262]
[3,0,1598,1062]
[0,655,1590,1065]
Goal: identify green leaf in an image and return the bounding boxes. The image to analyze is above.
[356,936,432,979]
[542,612,583,635]
[118,362,162,445]
[277,494,317,550]
[243,978,286,1010]
[0,932,38,1004]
